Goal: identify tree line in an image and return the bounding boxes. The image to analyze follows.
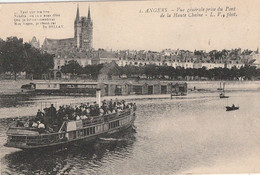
[61,60,104,80]
[61,61,260,81]
[0,37,54,79]
[1,37,259,80]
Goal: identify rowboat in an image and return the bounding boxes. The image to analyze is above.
[220,93,229,98]
[226,105,239,111]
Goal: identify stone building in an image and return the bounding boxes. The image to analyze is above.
[29,36,40,49]
[251,48,260,68]
[42,5,93,53]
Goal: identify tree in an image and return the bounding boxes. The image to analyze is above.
[0,37,24,79]
[82,64,104,80]
[158,65,168,79]
[144,64,156,79]
[61,60,83,75]
[0,38,54,79]
[242,65,257,80]
[230,66,240,80]
[0,38,4,73]
[23,43,54,79]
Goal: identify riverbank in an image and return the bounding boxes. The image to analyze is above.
[1,80,260,94]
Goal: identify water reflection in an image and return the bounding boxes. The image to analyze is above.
[2,129,136,175]
[0,94,35,108]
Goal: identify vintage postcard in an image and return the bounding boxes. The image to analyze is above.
[0,0,259,174]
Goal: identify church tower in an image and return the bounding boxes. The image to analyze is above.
[81,6,93,50]
[74,5,93,50]
[74,5,82,48]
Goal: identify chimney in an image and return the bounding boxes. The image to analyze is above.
[96,88,101,107]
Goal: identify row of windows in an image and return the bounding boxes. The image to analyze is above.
[45,84,99,89]
[69,126,96,139]
[84,127,96,136]
[121,61,244,69]
[109,120,120,129]
[47,84,58,88]
[68,117,132,139]
[122,61,193,67]
[60,84,97,88]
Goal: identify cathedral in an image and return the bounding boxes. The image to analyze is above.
[42,5,93,53]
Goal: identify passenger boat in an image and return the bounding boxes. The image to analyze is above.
[4,90,137,150]
[226,105,239,111]
[20,81,101,96]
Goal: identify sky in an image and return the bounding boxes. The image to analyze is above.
[0,0,259,52]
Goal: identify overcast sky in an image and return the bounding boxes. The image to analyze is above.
[0,0,259,51]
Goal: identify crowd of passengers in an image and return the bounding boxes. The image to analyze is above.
[16,99,136,134]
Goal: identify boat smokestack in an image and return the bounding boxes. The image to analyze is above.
[96,88,101,107]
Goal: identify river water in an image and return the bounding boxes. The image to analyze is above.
[0,91,260,174]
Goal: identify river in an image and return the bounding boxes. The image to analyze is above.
[0,90,259,174]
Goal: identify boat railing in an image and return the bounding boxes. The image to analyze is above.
[82,117,104,127]
[103,108,132,122]
[81,108,132,126]
[8,126,38,132]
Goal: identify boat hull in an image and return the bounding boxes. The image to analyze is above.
[220,96,229,98]
[226,106,239,111]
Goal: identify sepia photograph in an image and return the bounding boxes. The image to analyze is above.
[0,0,259,174]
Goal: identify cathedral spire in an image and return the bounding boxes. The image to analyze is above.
[76,4,80,22]
[87,5,91,20]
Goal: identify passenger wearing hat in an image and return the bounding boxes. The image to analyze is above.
[36,109,44,122]
[16,120,24,127]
